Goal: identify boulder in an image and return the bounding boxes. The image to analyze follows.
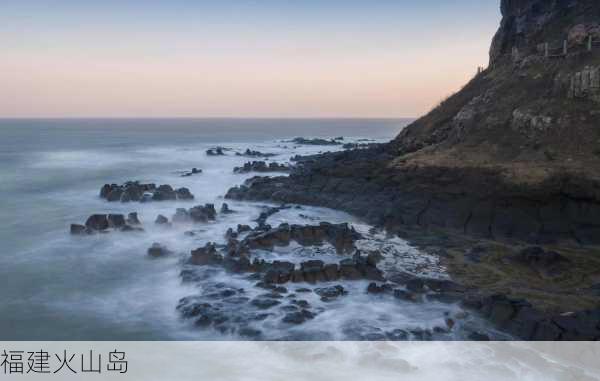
[314,285,347,301]
[220,203,234,214]
[172,208,190,223]
[190,243,223,266]
[181,168,202,177]
[300,260,326,283]
[107,214,126,228]
[282,309,315,325]
[100,181,189,203]
[155,215,169,225]
[153,185,177,201]
[175,187,195,200]
[189,204,217,222]
[237,224,252,233]
[147,243,171,258]
[263,261,295,284]
[85,214,109,231]
[70,224,89,235]
[127,212,141,225]
[206,147,225,156]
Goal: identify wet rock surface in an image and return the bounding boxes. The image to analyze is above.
[179,168,202,177]
[236,149,277,158]
[288,137,343,146]
[233,161,290,174]
[206,147,226,156]
[224,148,600,246]
[147,243,172,258]
[465,293,600,340]
[100,181,194,202]
[70,214,144,235]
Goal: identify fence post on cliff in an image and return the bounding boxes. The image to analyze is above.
[563,40,568,56]
[544,42,549,58]
[588,35,593,52]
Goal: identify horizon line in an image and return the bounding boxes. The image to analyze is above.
[0,116,417,121]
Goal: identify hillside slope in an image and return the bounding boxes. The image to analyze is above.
[227,0,600,246]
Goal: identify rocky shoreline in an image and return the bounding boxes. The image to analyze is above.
[65,134,600,340]
[219,0,600,339]
[225,146,600,246]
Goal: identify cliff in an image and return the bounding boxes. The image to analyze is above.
[227,0,600,246]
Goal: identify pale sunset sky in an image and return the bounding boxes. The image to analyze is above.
[0,1,501,118]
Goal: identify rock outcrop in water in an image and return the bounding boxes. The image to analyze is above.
[179,168,202,177]
[236,149,277,158]
[288,137,343,146]
[206,147,226,156]
[70,213,144,235]
[100,182,194,202]
[170,204,217,223]
[233,161,290,174]
[185,222,384,285]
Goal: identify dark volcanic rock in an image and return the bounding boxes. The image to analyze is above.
[512,246,571,277]
[289,137,342,146]
[72,213,142,235]
[282,309,315,324]
[314,285,347,301]
[220,203,235,214]
[236,149,277,158]
[85,214,109,231]
[147,243,171,258]
[190,204,217,222]
[107,214,126,228]
[465,293,600,340]
[100,181,193,202]
[70,224,89,235]
[180,168,202,177]
[237,222,363,254]
[233,161,290,174]
[127,212,141,225]
[190,243,223,266]
[155,214,169,225]
[206,147,226,156]
[224,0,600,246]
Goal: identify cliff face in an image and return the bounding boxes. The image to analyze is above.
[391,0,600,176]
[490,0,600,66]
[227,0,600,246]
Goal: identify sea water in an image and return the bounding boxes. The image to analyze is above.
[0,118,499,340]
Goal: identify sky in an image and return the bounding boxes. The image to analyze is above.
[0,1,501,118]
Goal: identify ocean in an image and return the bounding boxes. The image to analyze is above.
[0,118,499,340]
